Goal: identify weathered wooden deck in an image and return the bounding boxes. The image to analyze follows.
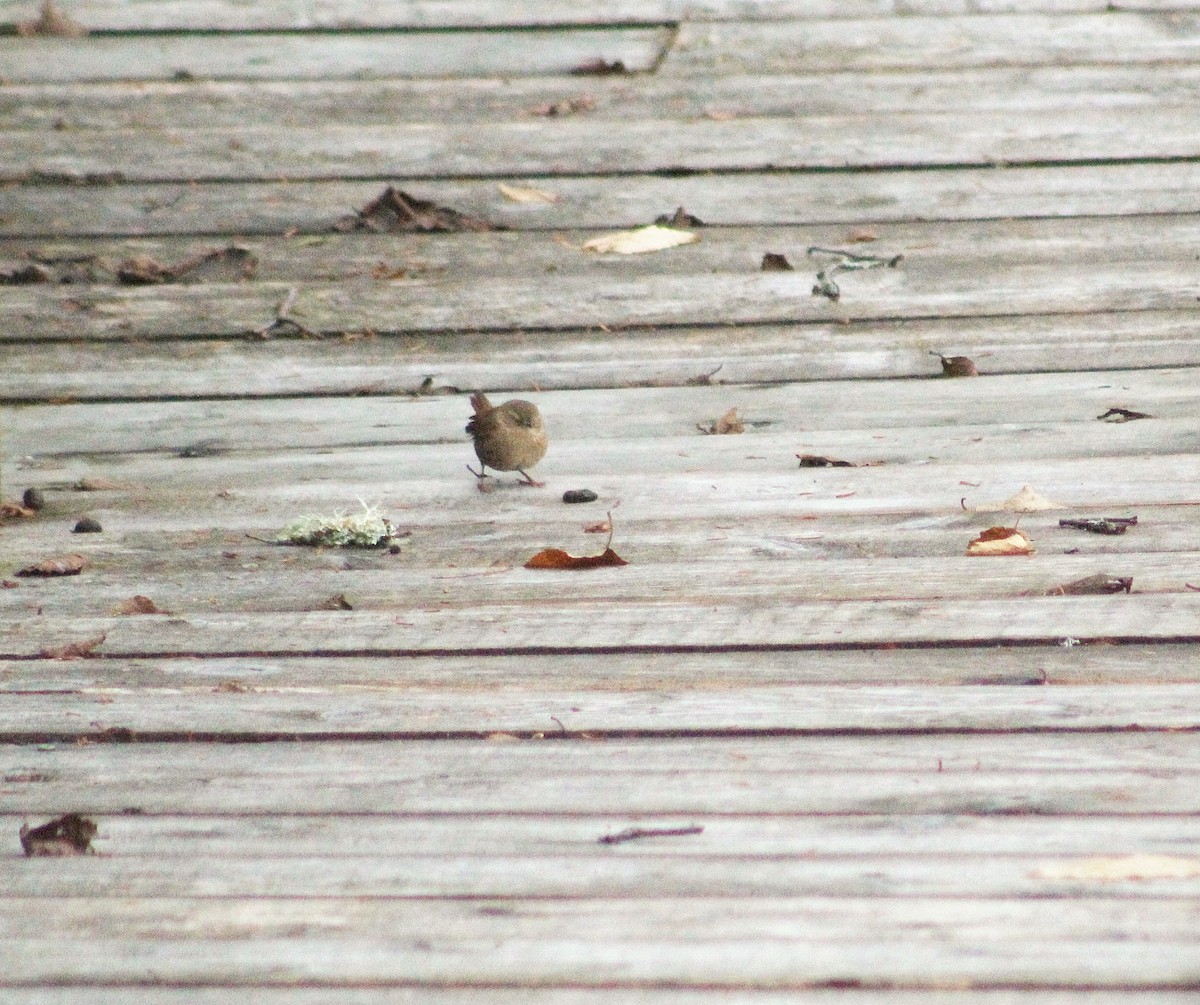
[3,0,1200,998]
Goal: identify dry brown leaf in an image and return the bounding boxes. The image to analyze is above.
[17,553,88,577]
[798,454,856,468]
[335,186,494,234]
[1046,574,1133,596]
[583,520,612,534]
[20,814,97,856]
[654,207,704,227]
[113,595,166,615]
[760,252,794,272]
[40,632,106,660]
[582,225,698,255]
[1,502,36,518]
[1097,407,1152,422]
[525,546,628,570]
[16,0,87,36]
[844,228,878,243]
[572,57,627,75]
[528,94,596,117]
[698,407,745,435]
[930,351,978,377]
[966,527,1034,557]
[1033,855,1200,881]
[498,183,560,204]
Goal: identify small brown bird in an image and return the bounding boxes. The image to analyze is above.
[465,392,548,487]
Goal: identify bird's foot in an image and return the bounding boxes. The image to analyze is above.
[467,464,497,492]
[517,470,545,488]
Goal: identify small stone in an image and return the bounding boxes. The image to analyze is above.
[22,488,46,510]
[72,516,102,533]
[562,489,599,504]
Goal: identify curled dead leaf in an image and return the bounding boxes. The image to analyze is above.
[335,186,494,234]
[760,252,794,272]
[1,502,37,518]
[20,814,97,857]
[525,547,627,570]
[930,351,978,377]
[1046,574,1133,596]
[966,527,1034,557]
[17,553,88,577]
[582,225,698,255]
[698,407,745,435]
[40,632,106,660]
[1098,407,1151,422]
[654,207,704,227]
[114,595,166,615]
[798,454,856,468]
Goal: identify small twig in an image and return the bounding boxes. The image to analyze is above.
[550,716,567,734]
[255,286,321,338]
[598,825,704,846]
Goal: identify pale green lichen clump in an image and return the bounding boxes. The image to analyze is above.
[276,503,396,548]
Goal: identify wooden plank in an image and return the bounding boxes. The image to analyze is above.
[4,734,1200,815]
[3,309,1199,399]
[10,811,1200,858]
[6,164,1200,238]
[7,64,1200,131]
[1,897,1199,987]
[2,594,1199,658]
[663,12,1200,75]
[4,645,1200,692]
[0,0,1160,33]
[4,684,1200,739]
[9,841,1200,898]
[2,262,1197,342]
[0,27,673,84]
[7,108,1200,183]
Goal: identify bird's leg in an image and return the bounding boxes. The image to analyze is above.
[466,462,489,480]
[517,469,545,488]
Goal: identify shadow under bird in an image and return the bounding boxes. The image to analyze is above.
[466,392,548,487]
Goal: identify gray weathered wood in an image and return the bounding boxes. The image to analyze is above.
[7,108,1200,182]
[3,309,1199,399]
[664,12,1200,75]
[0,27,672,83]
[4,684,1200,738]
[7,164,1200,238]
[4,734,1200,815]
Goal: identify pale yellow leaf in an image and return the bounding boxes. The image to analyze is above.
[497,183,560,204]
[582,225,699,255]
[1033,855,1200,881]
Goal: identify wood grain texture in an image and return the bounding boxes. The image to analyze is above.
[7,163,1200,238]
[6,108,1200,183]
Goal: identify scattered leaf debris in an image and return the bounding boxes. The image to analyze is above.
[214,679,249,693]
[562,489,598,504]
[113,595,166,615]
[598,825,704,845]
[760,252,794,272]
[930,351,979,377]
[315,592,354,611]
[582,224,698,255]
[1,502,37,519]
[72,516,102,533]
[807,246,903,301]
[335,186,495,234]
[40,631,106,659]
[16,0,87,37]
[654,207,704,227]
[1046,573,1133,596]
[1097,407,1152,422]
[116,246,257,285]
[528,94,596,116]
[966,526,1035,557]
[275,503,399,549]
[0,263,54,285]
[498,182,560,204]
[20,814,97,857]
[1059,516,1137,535]
[17,553,88,577]
[22,488,46,511]
[572,57,627,75]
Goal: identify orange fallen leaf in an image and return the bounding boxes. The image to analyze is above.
[114,595,166,615]
[525,546,627,570]
[966,527,1034,556]
[1,503,36,518]
[583,521,612,534]
[40,632,106,660]
[698,407,745,435]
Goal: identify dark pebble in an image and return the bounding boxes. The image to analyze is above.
[22,488,46,510]
[72,517,103,533]
[562,489,599,504]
